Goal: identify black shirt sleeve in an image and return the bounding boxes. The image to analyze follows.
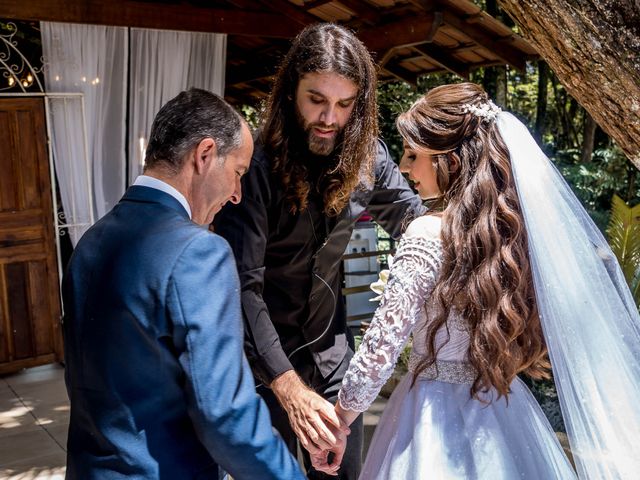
[213,154,293,385]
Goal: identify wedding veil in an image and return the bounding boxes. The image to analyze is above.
[496,112,640,479]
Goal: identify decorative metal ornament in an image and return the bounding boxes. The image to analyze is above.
[0,21,44,93]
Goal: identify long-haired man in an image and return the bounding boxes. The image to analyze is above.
[215,23,424,479]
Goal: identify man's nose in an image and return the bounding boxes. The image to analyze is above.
[319,105,337,126]
[229,179,242,205]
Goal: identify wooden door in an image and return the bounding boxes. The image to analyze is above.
[0,97,63,374]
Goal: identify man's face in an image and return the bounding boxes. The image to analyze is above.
[295,71,358,156]
[200,123,253,224]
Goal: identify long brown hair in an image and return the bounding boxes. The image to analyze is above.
[397,83,550,399]
[260,23,379,216]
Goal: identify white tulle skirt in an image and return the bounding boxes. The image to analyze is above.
[361,375,577,479]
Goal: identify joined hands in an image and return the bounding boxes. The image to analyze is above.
[271,370,353,476]
[271,370,351,466]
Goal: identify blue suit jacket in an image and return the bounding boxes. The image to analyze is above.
[62,186,303,479]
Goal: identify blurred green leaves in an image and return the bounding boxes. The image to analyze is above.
[606,194,640,306]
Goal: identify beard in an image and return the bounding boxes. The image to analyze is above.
[295,106,345,157]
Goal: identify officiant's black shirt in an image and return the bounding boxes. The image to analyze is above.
[214,138,424,385]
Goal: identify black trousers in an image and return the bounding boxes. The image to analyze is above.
[258,349,363,480]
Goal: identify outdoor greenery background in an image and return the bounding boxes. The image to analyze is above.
[377,68,638,231]
[376,64,639,432]
[243,63,638,432]
[244,64,638,233]
[239,3,639,432]
[3,7,635,438]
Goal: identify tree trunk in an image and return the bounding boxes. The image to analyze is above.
[535,60,549,139]
[567,98,580,147]
[550,76,575,150]
[495,67,507,107]
[581,112,597,163]
[627,167,637,202]
[483,67,498,101]
[498,0,640,168]
[483,66,508,107]
[482,0,507,107]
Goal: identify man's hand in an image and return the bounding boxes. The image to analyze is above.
[310,399,359,474]
[309,425,348,476]
[271,370,349,454]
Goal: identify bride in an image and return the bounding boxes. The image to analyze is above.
[313,83,640,479]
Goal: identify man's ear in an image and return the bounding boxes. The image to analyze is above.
[193,138,217,174]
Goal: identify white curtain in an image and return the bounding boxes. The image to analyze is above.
[128,28,226,182]
[41,22,127,223]
[45,95,93,246]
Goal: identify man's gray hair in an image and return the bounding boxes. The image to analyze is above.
[145,88,243,172]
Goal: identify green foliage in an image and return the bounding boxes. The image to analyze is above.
[376,67,638,233]
[522,376,565,432]
[372,20,639,428]
[240,104,261,131]
[506,64,539,122]
[377,74,461,160]
[0,20,42,46]
[377,82,419,160]
[606,195,640,304]
[557,145,638,230]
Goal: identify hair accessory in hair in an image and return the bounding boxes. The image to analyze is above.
[462,100,501,122]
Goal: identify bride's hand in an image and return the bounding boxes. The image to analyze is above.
[310,427,348,476]
[310,449,335,475]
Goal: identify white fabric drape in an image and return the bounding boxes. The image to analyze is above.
[128,28,226,182]
[44,96,93,245]
[499,112,640,478]
[41,22,127,223]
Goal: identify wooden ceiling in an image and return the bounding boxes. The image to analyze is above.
[1,0,538,105]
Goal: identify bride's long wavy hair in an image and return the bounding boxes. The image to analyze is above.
[397,83,550,399]
[260,23,378,216]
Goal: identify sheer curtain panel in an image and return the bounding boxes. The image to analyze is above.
[128,29,226,182]
[41,22,127,222]
[44,96,93,246]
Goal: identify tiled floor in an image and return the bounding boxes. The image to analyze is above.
[0,363,387,479]
[0,364,68,480]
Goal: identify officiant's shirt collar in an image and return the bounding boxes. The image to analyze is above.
[133,175,192,219]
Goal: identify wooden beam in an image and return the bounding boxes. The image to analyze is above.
[404,0,438,10]
[449,42,486,54]
[228,12,437,87]
[358,13,437,54]
[226,56,280,86]
[225,86,269,107]
[0,0,300,38]
[382,60,419,85]
[254,0,319,27]
[335,0,381,25]
[441,10,526,70]
[302,0,334,10]
[227,11,443,86]
[411,44,470,79]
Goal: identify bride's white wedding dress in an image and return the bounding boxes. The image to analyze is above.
[339,215,576,479]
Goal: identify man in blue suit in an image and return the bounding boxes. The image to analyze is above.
[62,88,304,479]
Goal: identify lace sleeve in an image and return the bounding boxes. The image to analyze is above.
[338,235,442,412]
